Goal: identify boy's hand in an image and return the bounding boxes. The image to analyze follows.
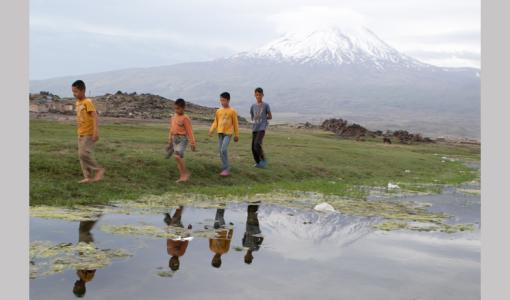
[191,145,196,152]
[234,136,239,142]
[208,132,213,137]
[92,135,99,142]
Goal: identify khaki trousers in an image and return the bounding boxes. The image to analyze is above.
[78,136,101,178]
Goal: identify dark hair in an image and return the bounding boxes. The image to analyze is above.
[254,87,264,94]
[211,254,222,268]
[220,92,230,101]
[169,256,180,271]
[72,80,86,91]
[175,98,186,108]
[73,280,86,297]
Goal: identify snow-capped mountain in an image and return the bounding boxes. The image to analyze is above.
[30,25,480,138]
[257,205,376,261]
[232,26,426,70]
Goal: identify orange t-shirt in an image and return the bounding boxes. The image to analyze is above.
[75,98,96,136]
[167,239,189,257]
[169,114,196,145]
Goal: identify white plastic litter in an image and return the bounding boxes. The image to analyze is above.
[313,202,336,213]
[387,182,400,190]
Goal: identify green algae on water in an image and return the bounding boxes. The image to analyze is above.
[30,205,103,222]
[30,241,131,279]
[373,221,477,233]
[100,224,218,239]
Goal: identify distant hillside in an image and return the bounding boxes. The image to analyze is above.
[29,91,248,123]
[30,25,480,138]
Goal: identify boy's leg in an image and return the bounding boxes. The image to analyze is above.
[174,155,184,179]
[251,132,259,164]
[258,130,266,161]
[78,136,103,181]
[78,138,92,179]
[217,134,224,167]
[220,135,231,171]
[175,156,190,182]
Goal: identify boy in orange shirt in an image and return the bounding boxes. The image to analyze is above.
[168,98,196,183]
[72,80,105,184]
[209,92,239,177]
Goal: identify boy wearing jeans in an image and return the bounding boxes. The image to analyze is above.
[209,92,239,177]
[250,87,272,168]
[72,80,105,184]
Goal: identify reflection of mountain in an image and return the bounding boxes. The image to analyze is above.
[258,205,376,261]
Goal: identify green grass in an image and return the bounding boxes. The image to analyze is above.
[30,119,480,206]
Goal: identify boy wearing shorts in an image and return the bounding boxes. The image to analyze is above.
[168,98,196,182]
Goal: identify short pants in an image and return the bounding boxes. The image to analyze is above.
[173,135,188,158]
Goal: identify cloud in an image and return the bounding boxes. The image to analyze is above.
[29,1,481,78]
[268,6,368,35]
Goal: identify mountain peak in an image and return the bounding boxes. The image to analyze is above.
[231,25,426,69]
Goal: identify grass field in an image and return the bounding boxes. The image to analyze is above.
[30,119,480,206]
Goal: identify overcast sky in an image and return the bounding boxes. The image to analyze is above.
[30,0,480,79]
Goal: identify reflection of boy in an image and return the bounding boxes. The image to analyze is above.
[164,206,190,272]
[209,208,234,268]
[242,205,264,264]
[73,220,99,297]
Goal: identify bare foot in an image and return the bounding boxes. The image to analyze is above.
[92,168,105,182]
[175,178,184,183]
[78,178,93,184]
[182,172,191,182]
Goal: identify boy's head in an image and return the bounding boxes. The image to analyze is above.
[73,280,86,297]
[254,87,264,102]
[244,250,254,264]
[220,92,230,108]
[169,256,180,271]
[211,253,222,268]
[71,80,86,100]
[174,98,186,115]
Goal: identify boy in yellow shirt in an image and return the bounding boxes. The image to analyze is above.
[168,98,196,183]
[209,92,239,176]
[72,80,105,184]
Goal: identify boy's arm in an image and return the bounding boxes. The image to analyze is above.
[184,117,196,148]
[233,110,239,141]
[168,117,173,143]
[250,105,254,121]
[90,111,99,141]
[209,111,218,135]
[267,104,272,120]
[86,101,99,142]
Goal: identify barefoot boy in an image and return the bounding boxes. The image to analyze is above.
[209,92,239,176]
[168,98,196,182]
[72,80,105,184]
[250,87,272,168]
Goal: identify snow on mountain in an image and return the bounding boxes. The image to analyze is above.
[257,205,377,261]
[231,26,428,70]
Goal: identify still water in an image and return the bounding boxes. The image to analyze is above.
[30,189,480,300]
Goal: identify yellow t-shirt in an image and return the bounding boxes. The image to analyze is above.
[76,98,96,136]
[209,107,239,137]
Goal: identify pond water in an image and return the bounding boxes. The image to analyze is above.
[30,188,480,300]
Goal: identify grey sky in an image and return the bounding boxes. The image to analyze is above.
[30,0,480,79]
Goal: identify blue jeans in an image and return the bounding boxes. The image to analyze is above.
[218,133,231,171]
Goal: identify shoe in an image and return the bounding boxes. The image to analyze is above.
[257,160,267,168]
[220,170,230,177]
[253,163,260,168]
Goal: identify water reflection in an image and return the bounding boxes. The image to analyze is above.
[30,199,480,300]
[209,208,234,268]
[243,204,264,265]
[73,219,99,297]
[164,206,191,272]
